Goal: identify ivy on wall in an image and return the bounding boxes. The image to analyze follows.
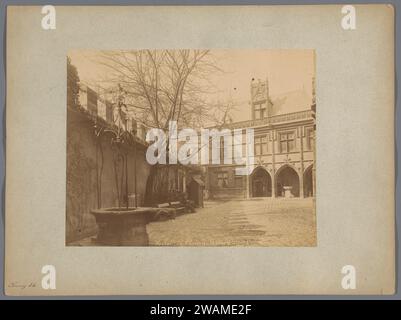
[66,135,97,241]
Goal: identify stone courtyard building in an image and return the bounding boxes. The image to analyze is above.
[205,78,316,199]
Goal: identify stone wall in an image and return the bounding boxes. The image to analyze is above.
[66,107,151,243]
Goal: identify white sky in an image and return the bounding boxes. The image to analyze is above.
[69,49,315,121]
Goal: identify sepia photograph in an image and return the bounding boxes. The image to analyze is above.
[66,49,316,247]
[4,4,396,297]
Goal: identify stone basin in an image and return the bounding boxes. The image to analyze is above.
[90,207,158,246]
[283,186,293,198]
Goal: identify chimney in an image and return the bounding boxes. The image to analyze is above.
[311,77,316,123]
[312,76,316,106]
[266,76,272,118]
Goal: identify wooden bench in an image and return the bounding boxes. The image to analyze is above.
[153,201,195,221]
[169,201,187,216]
[154,203,176,221]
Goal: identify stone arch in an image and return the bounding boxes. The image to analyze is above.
[250,166,272,197]
[303,164,314,197]
[275,164,300,197]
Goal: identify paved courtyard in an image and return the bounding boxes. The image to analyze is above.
[148,198,317,246]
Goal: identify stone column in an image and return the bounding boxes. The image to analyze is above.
[246,172,250,199]
[299,126,305,198]
[271,130,276,198]
[312,130,316,197]
[299,171,304,198]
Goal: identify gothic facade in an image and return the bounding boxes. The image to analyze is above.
[205,78,316,199]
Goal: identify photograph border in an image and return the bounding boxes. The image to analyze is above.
[0,0,399,299]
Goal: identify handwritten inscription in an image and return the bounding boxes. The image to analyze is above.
[8,281,37,290]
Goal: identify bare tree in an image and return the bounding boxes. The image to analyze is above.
[92,50,235,205]
[95,50,224,128]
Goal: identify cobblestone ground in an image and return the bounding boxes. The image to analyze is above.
[148,198,317,246]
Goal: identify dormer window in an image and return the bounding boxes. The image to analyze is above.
[254,103,266,120]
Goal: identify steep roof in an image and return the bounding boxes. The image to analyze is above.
[270,89,312,116]
[228,89,312,123]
